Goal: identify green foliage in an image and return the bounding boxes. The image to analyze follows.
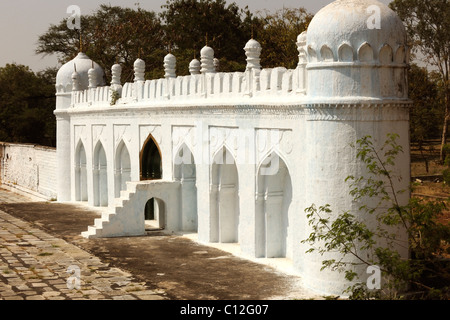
[302,134,450,299]
[161,0,253,73]
[390,0,450,162]
[409,64,443,143]
[442,144,450,184]
[36,5,167,82]
[254,8,313,69]
[37,2,312,79]
[0,64,56,146]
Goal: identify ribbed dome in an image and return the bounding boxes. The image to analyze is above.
[56,52,105,92]
[306,0,407,61]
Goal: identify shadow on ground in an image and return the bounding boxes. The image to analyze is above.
[0,201,312,300]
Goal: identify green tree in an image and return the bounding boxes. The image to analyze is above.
[255,7,313,69]
[390,0,450,162]
[36,5,167,82]
[160,0,255,74]
[0,64,56,146]
[409,64,443,143]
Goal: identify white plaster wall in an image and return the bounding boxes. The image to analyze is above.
[0,142,57,200]
[299,106,410,296]
[67,106,303,249]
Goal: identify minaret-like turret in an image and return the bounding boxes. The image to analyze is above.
[54,52,105,202]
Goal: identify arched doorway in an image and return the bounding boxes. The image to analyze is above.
[115,141,131,198]
[145,197,165,230]
[210,147,240,243]
[93,142,108,207]
[174,144,197,232]
[75,141,88,202]
[140,135,162,181]
[256,153,292,258]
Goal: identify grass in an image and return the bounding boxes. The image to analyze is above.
[37,252,53,257]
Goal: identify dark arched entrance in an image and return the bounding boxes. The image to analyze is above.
[145,197,166,230]
[140,135,162,181]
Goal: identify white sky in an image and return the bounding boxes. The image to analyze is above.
[0,0,392,72]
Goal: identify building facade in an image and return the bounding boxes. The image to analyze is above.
[54,0,412,295]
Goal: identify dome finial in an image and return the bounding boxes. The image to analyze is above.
[79,31,83,53]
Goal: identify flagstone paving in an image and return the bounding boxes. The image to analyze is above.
[0,187,321,301]
[0,190,166,300]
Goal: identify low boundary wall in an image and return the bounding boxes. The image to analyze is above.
[0,142,57,200]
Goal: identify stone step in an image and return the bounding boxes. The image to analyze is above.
[82,226,101,239]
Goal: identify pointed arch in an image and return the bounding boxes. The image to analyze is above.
[115,140,131,198]
[174,143,198,232]
[379,44,393,64]
[358,42,374,62]
[307,46,317,63]
[140,134,162,181]
[210,146,240,243]
[338,43,354,62]
[75,140,88,202]
[93,141,108,207]
[395,45,406,64]
[256,152,292,258]
[320,45,334,62]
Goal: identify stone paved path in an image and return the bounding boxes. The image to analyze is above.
[0,190,166,300]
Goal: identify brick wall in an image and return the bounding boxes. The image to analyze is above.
[0,142,57,200]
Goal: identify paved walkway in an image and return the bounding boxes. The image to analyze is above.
[0,189,166,300]
[0,187,321,301]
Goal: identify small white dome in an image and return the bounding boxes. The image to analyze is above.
[297,31,307,45]
[200,46,214,58]
[244,39,261,50]
[56,52,105,91]
[164,53,176,63]
[111,63,122,74]
[189,59,201,68]
[134,58,145,69]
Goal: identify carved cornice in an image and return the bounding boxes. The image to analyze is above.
[63,100,412,122]
[306,102,412,121]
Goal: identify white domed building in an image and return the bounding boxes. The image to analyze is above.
[53,0,411,296]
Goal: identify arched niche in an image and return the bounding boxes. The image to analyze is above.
[307,46,317,63]
[358,42,374,62]
[75,141,88,202]
[395,45,406,64]
[379,44,393,64]
[174,143,198,232]
[115,141,131,198]
[210,147,240,243]
[93,141,108,207]
[255,152,292,259]
[320,45,334,62]
[338,43,354,62]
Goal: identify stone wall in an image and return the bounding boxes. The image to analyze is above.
[0,142,57,200]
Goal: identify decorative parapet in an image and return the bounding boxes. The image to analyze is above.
[70,66,307,109]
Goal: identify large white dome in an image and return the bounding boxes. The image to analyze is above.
[56,52,105,92]
[306,0,407,62]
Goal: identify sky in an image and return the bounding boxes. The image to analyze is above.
[0,0,392,72]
